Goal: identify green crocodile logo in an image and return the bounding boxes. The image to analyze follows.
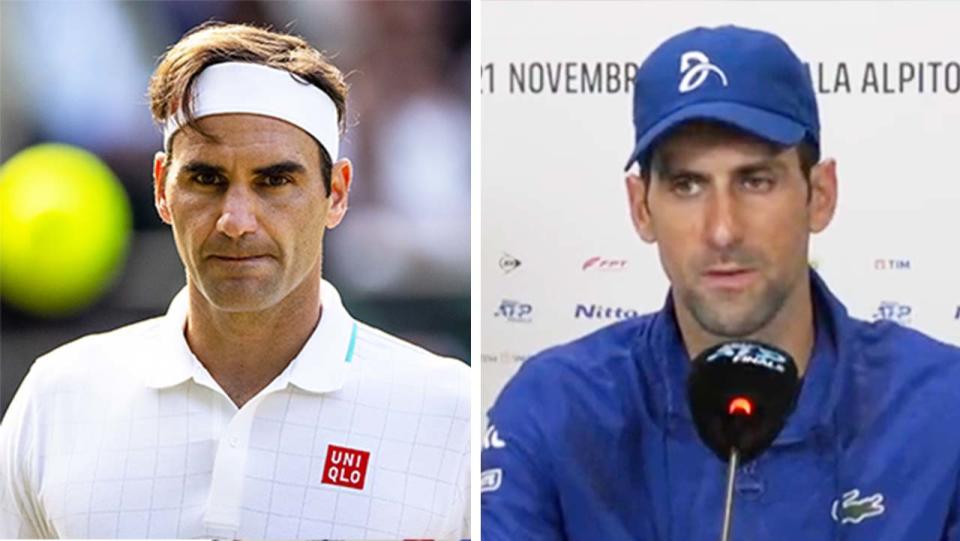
[831,489,885,524]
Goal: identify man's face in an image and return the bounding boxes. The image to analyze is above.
[154,114,349,312]
[627,124,832,338]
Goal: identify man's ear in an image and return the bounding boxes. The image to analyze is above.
[626,173,656,243]
[808,158,838,234]
[154,152,172,225]
[325,158,352,229]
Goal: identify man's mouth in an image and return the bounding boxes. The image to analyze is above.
[702,267,757,289]
[208,254,270,264]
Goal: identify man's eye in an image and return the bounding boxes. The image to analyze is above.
[671,176,703,196]
[741,176,774,192]
[263,175,291,187]
[192,173,221,185]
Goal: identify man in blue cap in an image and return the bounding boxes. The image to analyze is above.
[481,25,960,540]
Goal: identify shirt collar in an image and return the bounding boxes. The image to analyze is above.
[140,279,357,395]
[650,268,850,443]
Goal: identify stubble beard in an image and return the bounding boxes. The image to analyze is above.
[680,275,793,339]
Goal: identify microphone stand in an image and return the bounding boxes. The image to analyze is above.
[721,448,739,541]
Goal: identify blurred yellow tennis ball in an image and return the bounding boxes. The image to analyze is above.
[0,143,132,316]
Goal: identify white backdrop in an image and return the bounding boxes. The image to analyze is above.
[481,1,960,417]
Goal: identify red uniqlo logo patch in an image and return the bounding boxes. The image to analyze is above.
[321,444,371,490]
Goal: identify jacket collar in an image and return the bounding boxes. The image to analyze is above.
[649,268,851,444]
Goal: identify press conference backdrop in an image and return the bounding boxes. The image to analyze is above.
[481,1,960,416]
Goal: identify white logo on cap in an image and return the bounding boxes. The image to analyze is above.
[679,51,728,93]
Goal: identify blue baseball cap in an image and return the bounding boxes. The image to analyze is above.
[625,25,820,171]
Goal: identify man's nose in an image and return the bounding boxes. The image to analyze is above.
[216,185,258,238]
[703,189,743,250]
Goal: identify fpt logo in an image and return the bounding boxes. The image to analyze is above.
[873,259,910,271]
[495,299,533,322]
[873,301,912,324]
[582,256,628,271]
[574,304,639,320]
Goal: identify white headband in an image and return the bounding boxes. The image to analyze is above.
[162,62,340,160]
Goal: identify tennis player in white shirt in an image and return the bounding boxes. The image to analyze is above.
[0,22,469,540]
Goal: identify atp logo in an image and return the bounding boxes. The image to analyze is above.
[679,51,728,93]
[494,299,533,322]
[873,301,911,324]
[831,489,885,524]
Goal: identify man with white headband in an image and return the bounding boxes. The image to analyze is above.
[0,22,469,539]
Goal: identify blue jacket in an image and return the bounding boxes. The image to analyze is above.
[482,272,960,540]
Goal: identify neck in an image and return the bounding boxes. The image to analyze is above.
[675,275,815,376]
[184,265,322,408]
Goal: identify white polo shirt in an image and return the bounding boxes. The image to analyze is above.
[0,280,470,539]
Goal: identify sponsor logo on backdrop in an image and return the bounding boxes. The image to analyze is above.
[874,259,911,271]
[955,306,960,320]
[499,253,522,274]
[575,304,640,320]
[873,301,912,324]
[679,51,729,93]
[811,61,960,94]
[582,256,628,271]
[495,299,533,322]
[481,351,530,364]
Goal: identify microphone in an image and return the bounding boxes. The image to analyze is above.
[687,340,801,541]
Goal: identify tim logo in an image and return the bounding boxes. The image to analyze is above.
[582,256,628,271]
[874,259,910,270]
[873,301,912,324]
[495,299,533,322]
[574,304,639,320]
[679,51,728,93]
[321,444,370,490]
